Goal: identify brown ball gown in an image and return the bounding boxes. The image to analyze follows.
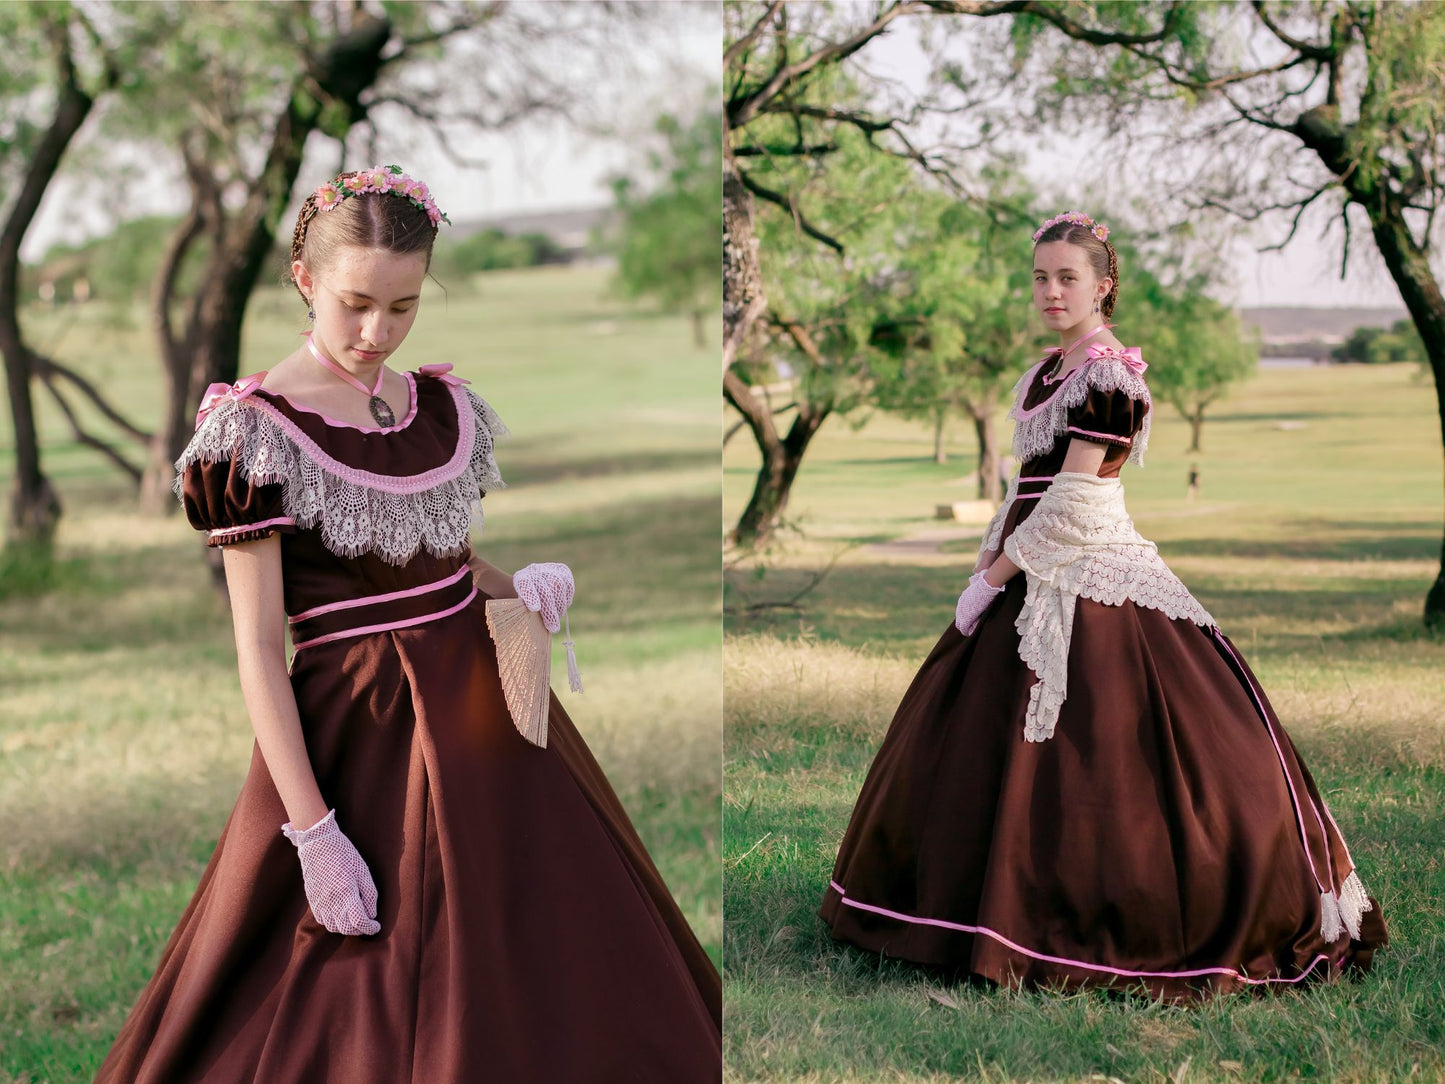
[97,365,721,1081]
[820,344,1387,1000]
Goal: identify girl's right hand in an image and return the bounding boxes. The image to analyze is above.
[954,572,1005,636]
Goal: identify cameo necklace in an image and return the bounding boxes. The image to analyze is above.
[305,332,396,426]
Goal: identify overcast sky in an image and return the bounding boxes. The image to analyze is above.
[22,3,719,263]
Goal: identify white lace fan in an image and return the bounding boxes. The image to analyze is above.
[485,597,553,747]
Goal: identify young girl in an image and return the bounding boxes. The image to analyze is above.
[820,211,1388,999]
[97,166,721,1081]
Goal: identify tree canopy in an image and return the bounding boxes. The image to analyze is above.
[610,103,723,347]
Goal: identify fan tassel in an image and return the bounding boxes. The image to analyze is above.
[563,612,583,693]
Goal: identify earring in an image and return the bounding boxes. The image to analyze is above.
[306,298,315,321]
[1093,299,1100,314]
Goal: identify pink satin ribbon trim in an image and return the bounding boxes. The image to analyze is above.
[1086,342,1148,375]
[827,881,1335,985]
[206,516,296,539]
[288,564,472,623]
[290,585,478,651]
[1066,425,1132,445]
[195,372,267,427]
[305,332,385,397]
[417,362,471,387]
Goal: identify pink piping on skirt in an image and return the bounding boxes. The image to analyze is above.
[1210,627,1335,893]
[827,881,1333,986]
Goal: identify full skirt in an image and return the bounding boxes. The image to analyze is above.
[98,592,721,1082]
[820,576,1387,1000]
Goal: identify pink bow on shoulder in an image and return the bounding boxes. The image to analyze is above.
[195,372,266,427]
[1087,343,1148,375]
[417,362,471,387]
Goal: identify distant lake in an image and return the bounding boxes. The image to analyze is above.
[1259,355,1330,369]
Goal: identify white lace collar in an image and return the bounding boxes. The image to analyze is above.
[174,380,506,565]
[1008,348,1152,467]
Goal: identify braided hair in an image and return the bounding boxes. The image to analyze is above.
[1033,219,1118,319]
[288,171,439,310]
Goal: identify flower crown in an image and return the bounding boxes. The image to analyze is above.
[1033,211,1109,244]
[313,164,450,227]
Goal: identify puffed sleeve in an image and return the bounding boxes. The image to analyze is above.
[1064,385,1148,450]
[178,456,295,547]
[174,376,297,547]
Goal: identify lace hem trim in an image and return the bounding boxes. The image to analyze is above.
[1009,354,1152,467]
[1322,870,1372,943]
[174,384,506,566]
[1002,473,1214,742]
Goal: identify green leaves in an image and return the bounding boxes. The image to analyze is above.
[609,102,723,331]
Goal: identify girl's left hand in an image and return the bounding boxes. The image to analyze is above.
[512,562,576,634]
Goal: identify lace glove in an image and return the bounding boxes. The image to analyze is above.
[511,561,584,692]
[512,562,575,634]
[281,809,380,936]
[954,572,1005,636]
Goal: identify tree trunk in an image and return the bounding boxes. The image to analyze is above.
[732,411,828,547]
[1294,103,1445,628]
[1360,206,1445,628]
[722,142,765,374]
[143,13,394,515]
[140,189,207,515]
[0,19,94,544]
[932,409,947,464]
[724,367,829,547]
[1188,405,1204,454]
[970,402,1001,503]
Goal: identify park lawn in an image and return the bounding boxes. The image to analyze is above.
[723,362,1445,1083]
[0,266,721,1083]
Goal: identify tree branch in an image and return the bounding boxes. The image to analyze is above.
[738,170,845,253]
[1249,1,1333,62]
[730,1,932,128]
[29,352,153,444]
[34,371,144,482]
[725,0,784,68]
[925,0,1182,46]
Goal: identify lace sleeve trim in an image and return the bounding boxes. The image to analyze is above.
[173,383,506,566]
[1009,354,1152,467]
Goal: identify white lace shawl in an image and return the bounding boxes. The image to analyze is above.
[173,383,506,566]
[1002,472,1215,742]
[1008,351,1153,468]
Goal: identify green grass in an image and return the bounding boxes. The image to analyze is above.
[723,363,1445,1082]
[0,266,721,1083]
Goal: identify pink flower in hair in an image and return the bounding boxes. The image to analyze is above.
[315,182,342,210]
[1032,210,1110,244]
[363,167,392,192]
[401,178,425,199]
